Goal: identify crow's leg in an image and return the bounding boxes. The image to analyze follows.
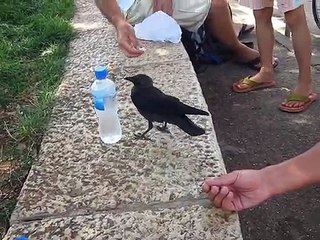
[134,121,153,140]
[156,122,171,134]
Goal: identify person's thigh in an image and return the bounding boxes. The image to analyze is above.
[173,0,212,32]
[125,0,212,32]
[125,0,153,25]
[239,0,274,10]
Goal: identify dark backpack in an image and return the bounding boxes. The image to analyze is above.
[181,25,233,67]
[180,5,252,73]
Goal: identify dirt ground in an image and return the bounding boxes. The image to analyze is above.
[197,42,320,240]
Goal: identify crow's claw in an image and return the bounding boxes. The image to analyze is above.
[156,126,171,134]
[134,133,153,141]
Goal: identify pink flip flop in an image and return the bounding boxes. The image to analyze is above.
[279,92,318,113]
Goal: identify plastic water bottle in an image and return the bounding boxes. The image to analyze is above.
[14,237,29,240]
[91,65,122,144]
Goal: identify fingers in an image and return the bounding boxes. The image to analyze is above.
[116,22,145,58]
[207,186,219,200]
[203,171,239,188]
[128,34,144,52]
[118,33,144,58]
[202,172,240,211]
[202,182,210,193]
[119,40,144,57]
[211,186,229,207]
[207,186,238,211]
[223,191,238,211]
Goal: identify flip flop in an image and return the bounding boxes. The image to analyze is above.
[238,24,254,39]
[232,76,276,93]
[279,92,318,113]
[240,57,279,71]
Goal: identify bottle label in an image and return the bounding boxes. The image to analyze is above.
[94,98,105,111]
[93,92,117,112]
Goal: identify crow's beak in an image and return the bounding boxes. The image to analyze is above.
[124,77,134,82]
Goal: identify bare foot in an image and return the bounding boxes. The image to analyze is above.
[234,44,260,63]
[281,82,314,109]
[233,45,279,71]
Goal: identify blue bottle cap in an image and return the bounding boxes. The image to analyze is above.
[95,65,108,80]
[14,236,29,240]
[94,98,105,111]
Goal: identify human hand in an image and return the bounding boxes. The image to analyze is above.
[153,0,173,16]
[202,170,272,211]
[115,20,145,58]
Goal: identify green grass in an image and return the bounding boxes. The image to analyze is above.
[0,0,75,237]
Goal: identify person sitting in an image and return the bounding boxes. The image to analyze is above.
[95,0,277,70]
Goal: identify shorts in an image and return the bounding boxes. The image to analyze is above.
[123,0,212,32]
[239,0,304,13]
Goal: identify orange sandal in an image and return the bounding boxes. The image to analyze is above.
[232,76,276,93]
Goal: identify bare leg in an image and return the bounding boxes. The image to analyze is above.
[205,0,259,62]
[235,8,275,90]
[281,5,314,109]
[255,8,274,70]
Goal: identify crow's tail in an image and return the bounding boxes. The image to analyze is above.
[174,115,205,136]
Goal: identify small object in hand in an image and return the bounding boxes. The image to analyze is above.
[137,46,146,52]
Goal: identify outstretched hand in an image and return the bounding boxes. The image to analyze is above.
[202,170,272,211]
[116,20,144,58]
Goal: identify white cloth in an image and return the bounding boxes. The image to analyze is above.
[118,0,212,32]
[134,11,182,43]
[117,0,135,11]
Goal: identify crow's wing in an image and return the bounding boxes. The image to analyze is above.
[131,87,187,115]
[131,86,208,116]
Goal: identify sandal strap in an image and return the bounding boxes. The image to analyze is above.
[240,76,260,87]
[286,92,310,103]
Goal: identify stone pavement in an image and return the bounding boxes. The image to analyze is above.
[3,0,242,239]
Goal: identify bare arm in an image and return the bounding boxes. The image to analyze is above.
[202,142,320,211]
[95,0,144,57]
[95,0,125,27]
[263,142,320,196]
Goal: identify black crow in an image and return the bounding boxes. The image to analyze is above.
[125,74,209,139]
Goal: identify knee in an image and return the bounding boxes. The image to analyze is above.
[285,6,305,27]
[253,8,272,24]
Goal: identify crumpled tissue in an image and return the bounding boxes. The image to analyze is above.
[134,11,182,43]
